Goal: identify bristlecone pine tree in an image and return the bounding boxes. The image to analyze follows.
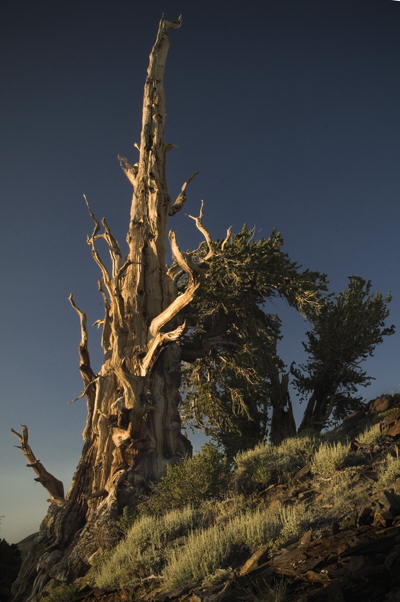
[11,17,228,601]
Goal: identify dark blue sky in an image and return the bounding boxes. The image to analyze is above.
[1,0,400,542]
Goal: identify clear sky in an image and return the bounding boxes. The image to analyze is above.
[1,0,400,543]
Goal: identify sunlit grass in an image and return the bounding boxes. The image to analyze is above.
[94,506,201,589]
[311,442,352,478]
[163,501,310,591]
[234,435,317,492]
[357,423,382,445]
[377,452,400,488]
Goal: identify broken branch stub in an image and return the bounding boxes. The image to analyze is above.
[68,294,95,388]
[169,171,199,216]
[188,200,215,261]
[11,425,65,505]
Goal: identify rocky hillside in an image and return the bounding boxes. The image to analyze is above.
[26,394,400,602]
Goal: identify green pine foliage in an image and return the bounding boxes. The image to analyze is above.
[294,276,394,431]
[180,227,327,456]
[178,227,393,445]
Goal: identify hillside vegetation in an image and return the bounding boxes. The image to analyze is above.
[40,393,400,602]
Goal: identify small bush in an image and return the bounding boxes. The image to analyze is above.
[234,436,317,493]
[277,435,318,458]
[234,443,274,491]
[94,506,202,589]
[116,505,136,534]
[41,584,80,601]
[311,442,352,478]
[377,452,400,488]
[277,503,308,546]
[138,443,230,515]
[357,423,382,445]
[316,467,357,517]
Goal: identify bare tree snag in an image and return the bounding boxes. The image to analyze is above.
[11,426,65,505]
[11,17,218,601]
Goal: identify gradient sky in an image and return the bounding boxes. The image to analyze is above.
[1,0,400,543]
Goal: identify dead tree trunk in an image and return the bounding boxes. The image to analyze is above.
[298,390,333,434]
[11,17,216,601]
[269,371,297,445]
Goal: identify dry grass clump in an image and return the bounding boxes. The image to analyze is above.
[277,435,318,457]
[239,576,288,602]
[378,407,400,419]
[377,452,400,488]
[356,423,382,446]
[316,467,357,518]
[200,494,259,525]
[234,436,317,493]
[201,568,233,589]
[94,506,201,589]
[163,501,310,591]
[311,442,352,478]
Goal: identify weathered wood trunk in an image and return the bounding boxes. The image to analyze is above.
[298,390,331,434]
[269,371,297,445]
[11,18,206,601]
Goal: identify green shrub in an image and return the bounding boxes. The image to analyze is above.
[311,442,352,478]
[138,443,230,515]
[94,506,202,589]
[41,584,80,601]
[234,436,316,492]
[116,505,136,534]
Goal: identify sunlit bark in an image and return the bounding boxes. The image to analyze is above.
[11,18,215,601]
